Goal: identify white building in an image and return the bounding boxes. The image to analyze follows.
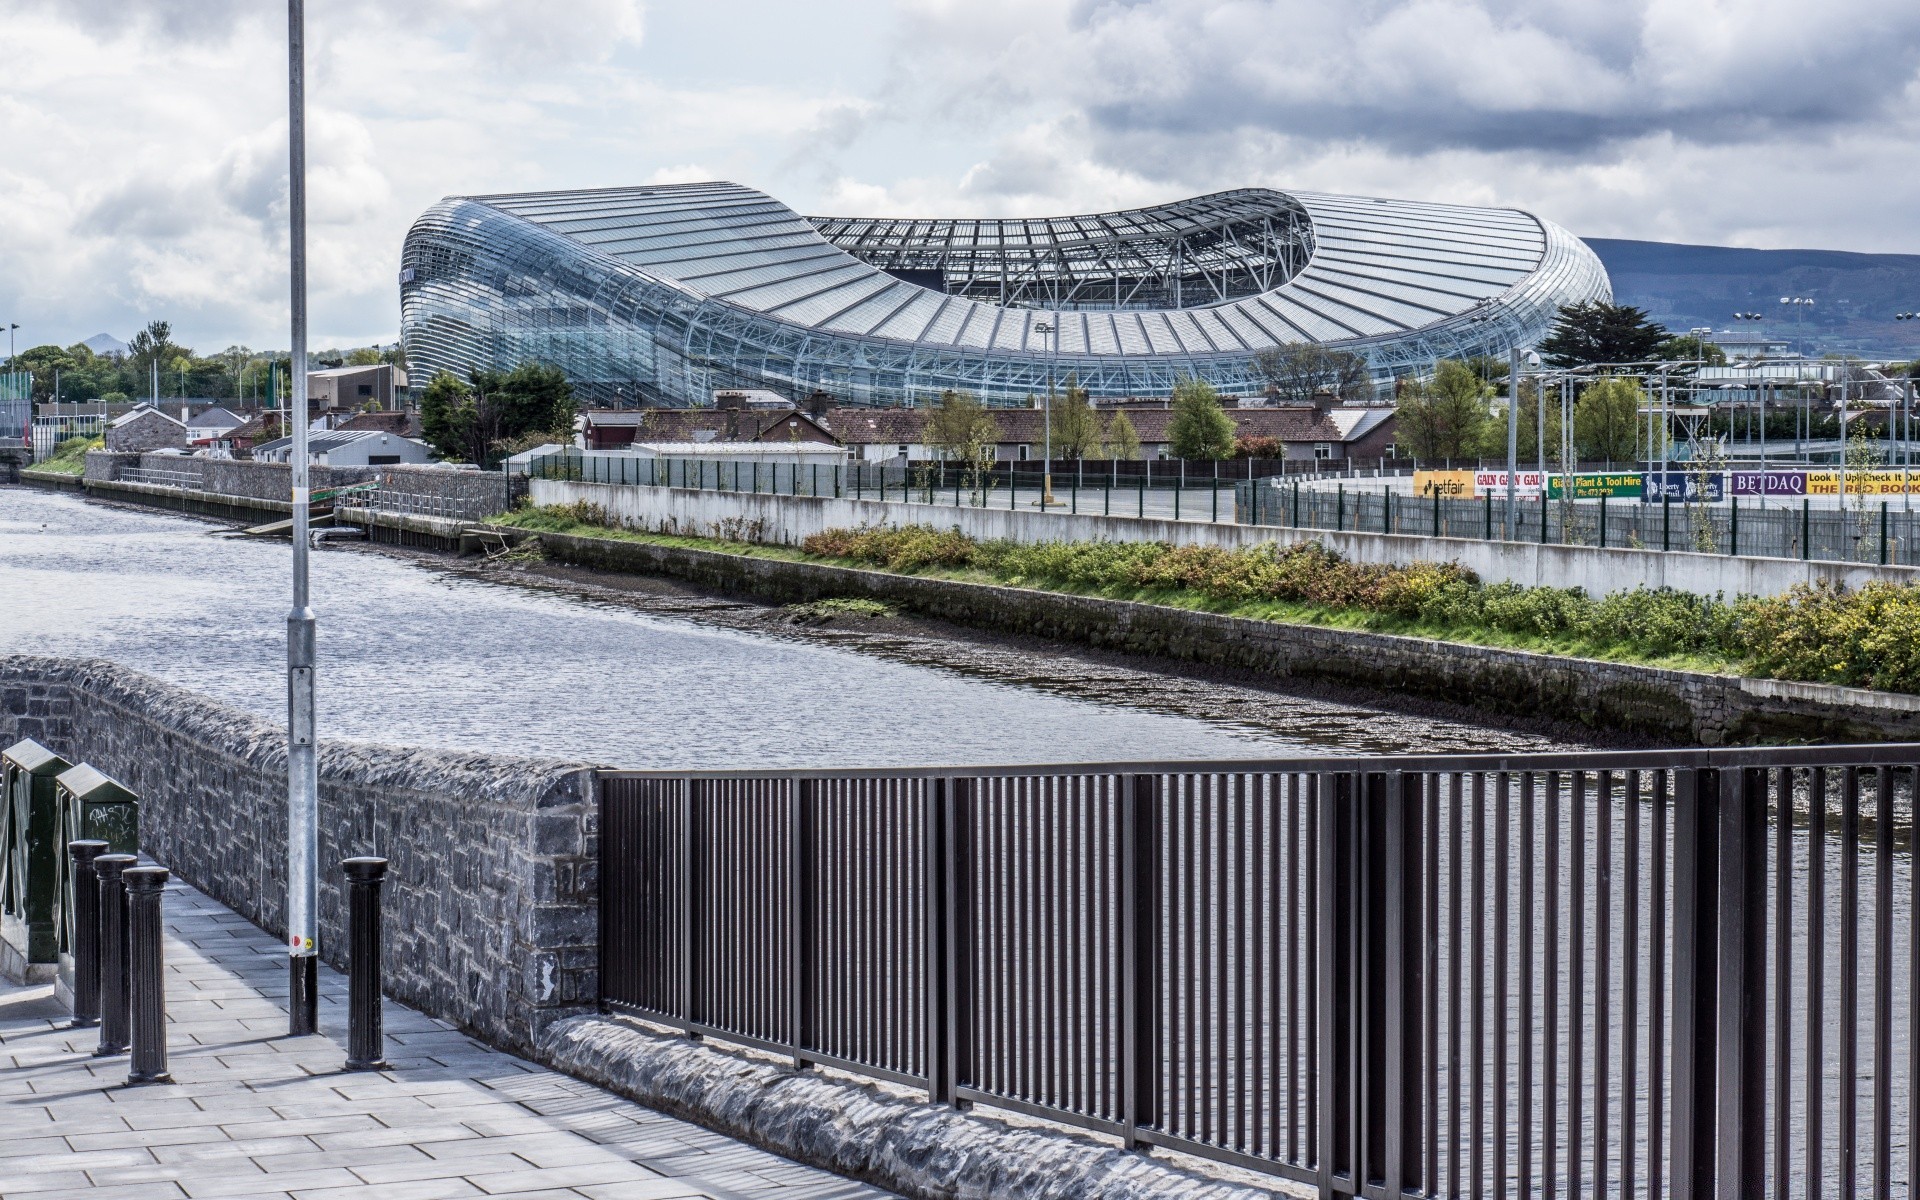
[251,430,434,466]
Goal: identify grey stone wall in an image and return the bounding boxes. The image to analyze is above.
[0,656,599,1054]
[103,412,187,453]
[529,529,1920,745]
[74,453,511,515]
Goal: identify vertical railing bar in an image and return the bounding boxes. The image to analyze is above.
[1811,767,1828,1200]
[924,778,950,1102]
[1521,770,1536,1200]
[1425,771,1440,1196]
[1652,769,1670,1200]
[1844,766,1861,1200]
[1672,767,1720,1200]
[1234,773,1250,1154]
[1873,765,1893,1199]
[1286,772,1300,1166]
[791,779,811,1066]
[1187,775,1201,1141]
[1495,772,1511,1200]
[1596,769,1613,1200]
[1449,773,1464,1200]
[1546,770,1560,1200]
[1624,770,1643,1200]
[1471,772,1488,1200]
[1775,767,1792,1200]
[1568,770,1584,1200]
[1908,764,1918,1200]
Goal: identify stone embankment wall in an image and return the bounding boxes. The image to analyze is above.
[0,656,600,1054]
[531,477,1920,600]
[83,451,510,512]
[526,528,1920,745]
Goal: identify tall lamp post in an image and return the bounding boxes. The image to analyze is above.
[285,0,319,1037]
[1033,319,1056,505]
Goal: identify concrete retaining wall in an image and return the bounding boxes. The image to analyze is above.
[527,528,1920,745]
[532,478,1920,600]
[0,656,600,1054]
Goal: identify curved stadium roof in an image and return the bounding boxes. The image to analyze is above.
[400,182,1610,407]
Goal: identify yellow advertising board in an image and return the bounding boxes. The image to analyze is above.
[1803,471,1918,496]
[1414,470,1477,499]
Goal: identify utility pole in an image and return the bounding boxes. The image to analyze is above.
[1035,319,1056,506]
[285,0,319,1038]
[1505,347,1519,537]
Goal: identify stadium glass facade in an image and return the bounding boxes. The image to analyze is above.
[400,182,1611,408]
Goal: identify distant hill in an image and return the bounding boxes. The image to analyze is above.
[80,332,128,358]
[1583,237,1920,358]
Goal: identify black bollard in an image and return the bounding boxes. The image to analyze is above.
[124,867,172,1085]
[93,854,136,1056]
[342,857,390,1071]
[66,840,110,1029]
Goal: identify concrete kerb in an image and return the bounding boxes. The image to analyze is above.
[545,1014,1291,1200]
[530,476,1920,600]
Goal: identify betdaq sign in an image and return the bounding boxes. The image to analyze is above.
[1641,472,1725,502]
[1729,471,1809,497]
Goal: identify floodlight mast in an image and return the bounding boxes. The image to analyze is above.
[1506,348,1520,536]
[286,0,319,1037]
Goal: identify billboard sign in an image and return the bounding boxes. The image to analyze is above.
[1414,470,1477,499]
[1641,472,1725,502]
[1547,472,1644,500]
[1474,470,1546,497]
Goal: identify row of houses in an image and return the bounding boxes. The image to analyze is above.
[100,403,433,466]
[581,401,1397,462]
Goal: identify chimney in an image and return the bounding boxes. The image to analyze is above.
[805,389,832,418]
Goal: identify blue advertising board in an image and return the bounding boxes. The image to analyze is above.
[1640,472,1725,502]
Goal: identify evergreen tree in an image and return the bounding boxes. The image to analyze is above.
[1537,302,1668,368]
[419,370,475,460]
[1573,377,1648,464]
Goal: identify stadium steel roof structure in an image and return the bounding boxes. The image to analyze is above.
[400,181,1611,407]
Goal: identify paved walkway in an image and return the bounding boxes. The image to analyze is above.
[0,877,893,1200]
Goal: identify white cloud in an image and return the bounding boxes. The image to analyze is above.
[2,0,1917,357]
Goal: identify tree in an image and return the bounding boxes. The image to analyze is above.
[923,389,1000,501]
[1536,302,1668,368]
[1573,377,1647,464]
[126,320,189,378]
[1513,376,1566,465]
[1252,344,1372,405]
[1653,334,1727,366]
[346,347,384,366]
[1393,360,1497,460]
[420,370,475,461]
[1102,410,1142,460]
[1166,377,1235,459]
[1047,377,1100,459]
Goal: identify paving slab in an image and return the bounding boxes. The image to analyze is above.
[0,878,896,1200]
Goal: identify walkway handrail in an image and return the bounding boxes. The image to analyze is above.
[599,741,1920,1197]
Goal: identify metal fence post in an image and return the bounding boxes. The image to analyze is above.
[343,857,390,1071]
[1670,768,1719,1200]
[924,780,952,1104]
[1716,768,1767,1197]
[1318,772,1358,1196]
[66,840,108,1028]
[1120,773,1161,1150]
[1375,771,1425,1194]
[94,853,136,1056]
[124,866,171,1085]
[789,778,812,1069]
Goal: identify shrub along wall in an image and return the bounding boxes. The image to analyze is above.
[0,655,599,1054]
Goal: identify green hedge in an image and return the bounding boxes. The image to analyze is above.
[803,525,1920,694]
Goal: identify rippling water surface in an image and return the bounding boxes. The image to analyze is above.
[0,489,1555,767]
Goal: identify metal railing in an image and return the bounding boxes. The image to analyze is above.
[1241,480,1920,566]
[334,488,500,523]
[117,467,202,489]
[600,743,1920,1198]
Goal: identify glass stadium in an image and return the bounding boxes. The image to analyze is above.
[399,182,1611,407]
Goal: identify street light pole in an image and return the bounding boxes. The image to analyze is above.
[1505,347,1519,537]
[1035,319,1056,505]
[285,0,319,1038]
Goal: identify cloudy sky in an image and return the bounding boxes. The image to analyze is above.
[4,0,1918,354]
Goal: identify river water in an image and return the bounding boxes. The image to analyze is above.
[0,488,1568,768]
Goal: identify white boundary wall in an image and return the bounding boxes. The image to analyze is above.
[530,478,1920,600]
